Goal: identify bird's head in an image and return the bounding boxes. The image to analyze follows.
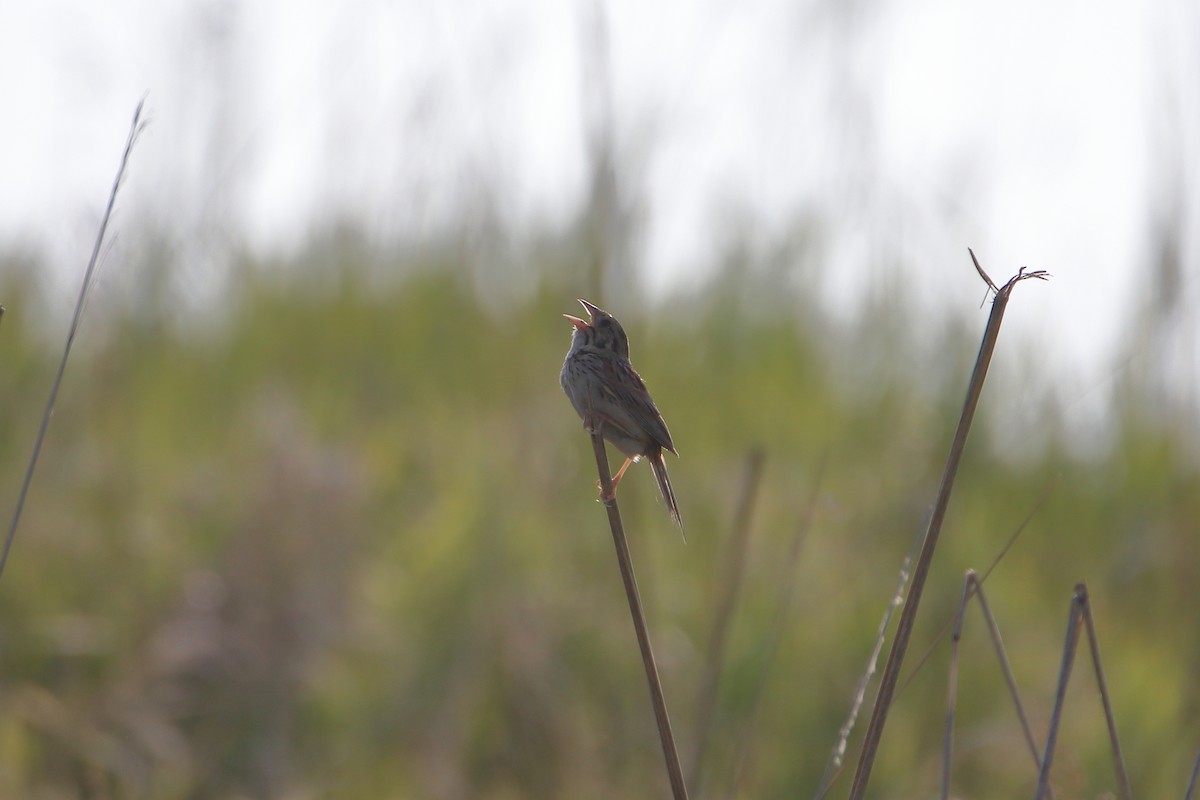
[564,298,629,357]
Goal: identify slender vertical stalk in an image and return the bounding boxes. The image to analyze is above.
[1079,585,1133,800]
[0,99,146,581]
[941,571,1052,800]
[848,255,1047,798]
[688,449,765,794]
[1035,586,1085,799]
[590,432,689,800]
[1034,583,1132,800]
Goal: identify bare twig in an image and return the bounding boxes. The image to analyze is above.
[1079,585,1133,799]
[847,253,1048,799]
[589,431,688,800]
[941,571,1052,800]
[688,449,765,794]
[0,98,146,581]
[1035,583,1131,800]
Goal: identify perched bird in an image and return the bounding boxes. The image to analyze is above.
[560,298,683,532]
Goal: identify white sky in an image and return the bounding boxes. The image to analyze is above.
[1,0,1198,449]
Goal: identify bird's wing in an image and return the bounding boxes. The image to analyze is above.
[603,359,676,455]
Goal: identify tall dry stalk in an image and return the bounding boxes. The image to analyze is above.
[688,449,765,794]
[847,253,1048,798]
[588,431,689,799]
[941,571,1052,800]
[1035,583,1132,800]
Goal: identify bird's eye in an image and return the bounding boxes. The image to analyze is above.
[599,318,611,328]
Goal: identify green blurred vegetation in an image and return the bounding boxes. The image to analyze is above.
[0,238,1196,799]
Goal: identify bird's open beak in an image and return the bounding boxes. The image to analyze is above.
[576,298,603,320]
[565,298,601,330]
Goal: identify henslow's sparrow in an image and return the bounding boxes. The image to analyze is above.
[560,299,683,531]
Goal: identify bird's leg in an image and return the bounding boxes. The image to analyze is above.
[584,416,628,505]
[598,457,633,505]
[610,457,634,492]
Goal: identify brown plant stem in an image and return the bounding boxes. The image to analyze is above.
[688,448,765,794]
[847,253,1048,799]
[0,98,146,581]
[590,431,689,800]
[942,571,1052,800]
[1035,583,1132,800]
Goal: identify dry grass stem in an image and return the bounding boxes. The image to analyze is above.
[847,253,1048,799]
[1080,589,1132,799]
[941,571,1052,800]
[589,431,689,800]
[1035,583,1132,800]
[0,98,146,581]
[687,448,765,794]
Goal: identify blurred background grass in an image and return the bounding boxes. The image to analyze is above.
[1,227,1196,799]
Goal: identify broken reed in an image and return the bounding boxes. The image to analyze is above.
[848,255,1048,798]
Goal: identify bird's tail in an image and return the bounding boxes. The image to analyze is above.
[650,451,685,542]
